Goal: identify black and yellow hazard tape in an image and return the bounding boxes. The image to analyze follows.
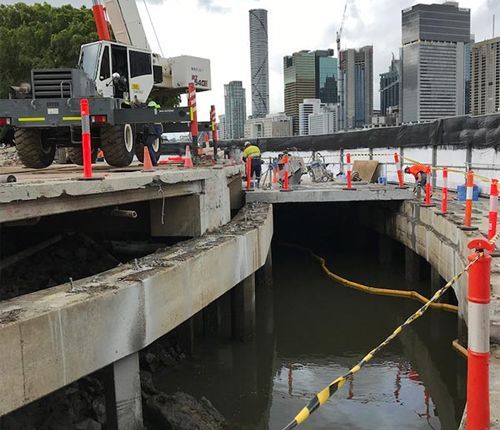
[279,250,480,430]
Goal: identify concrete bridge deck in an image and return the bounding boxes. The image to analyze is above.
[245,182,413,204]
[0,163,241,224]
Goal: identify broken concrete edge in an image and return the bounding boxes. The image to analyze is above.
[361,199,500,429]
[0,202,273,417]
[0,165,241,203]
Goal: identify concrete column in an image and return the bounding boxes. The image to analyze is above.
[232,273,256,341]
[217,291,232,339]
[255,249,273,289]
[203,301,219,336]
[177,318,194,355]
[378,233,393,264]
[430,266,442,295]
[193,310,204,338]
[104,352,143,430]
[405,247,421,283]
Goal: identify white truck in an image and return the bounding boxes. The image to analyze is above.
[0,0,212,168]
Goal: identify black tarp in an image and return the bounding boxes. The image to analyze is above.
[219,113,500,151]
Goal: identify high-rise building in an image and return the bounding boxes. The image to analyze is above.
[224,81,247,139]
[471,36,500,115]
[315,49,338,104]
[218,114,227,140]
[299,99,322,136]
[249,9,269,118]
[400,2,470,123]
[309,104,338,135]
[340,46,373,129]
[244,113,293,138]
[283,50,337,134]
[380,56,400,116]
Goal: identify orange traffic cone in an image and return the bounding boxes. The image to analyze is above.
[142,146,154,172]
[184,145,193,168]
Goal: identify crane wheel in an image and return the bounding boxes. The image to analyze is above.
[14,128,56,168]
[101,124,135,167]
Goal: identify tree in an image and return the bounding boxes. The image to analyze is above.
[0,3,98,98]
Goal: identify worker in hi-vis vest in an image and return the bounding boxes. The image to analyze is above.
[242,141,262,186]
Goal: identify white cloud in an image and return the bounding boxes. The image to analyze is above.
[5,0,500,120]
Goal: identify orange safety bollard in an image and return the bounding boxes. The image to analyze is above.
[488,179,498,241]
[461,170,478,230]
[280,154,292,192]
[343,152,355,190]
[394,152,406,188]
[437,167,453,215]
[466,238,494,430]
[80,98,93,179]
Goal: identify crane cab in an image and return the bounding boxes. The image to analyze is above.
[78,41,154,104]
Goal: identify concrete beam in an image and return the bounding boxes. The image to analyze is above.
[0,203,272,417]
[245,184,413,204]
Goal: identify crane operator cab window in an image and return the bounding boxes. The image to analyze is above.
[111,44,129,100]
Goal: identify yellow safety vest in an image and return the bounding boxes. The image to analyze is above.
[243,145,261,159]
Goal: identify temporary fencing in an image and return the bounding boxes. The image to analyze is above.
[278,244,485,430]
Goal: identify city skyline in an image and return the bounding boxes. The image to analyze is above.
[16,0,500,120]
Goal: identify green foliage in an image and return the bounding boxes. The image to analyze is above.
[0,3,98,98]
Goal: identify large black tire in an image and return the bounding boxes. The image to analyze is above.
[101,124,135,167]
[67,147,97,165]
[135,126,161,163]
[15,128,56,168]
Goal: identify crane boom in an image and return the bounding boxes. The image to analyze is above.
[104,0,150,50]
[337,0,349,131]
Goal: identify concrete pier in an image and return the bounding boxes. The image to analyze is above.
[0,203,273,417]
[232,274,256,341]
[104,352,143,430]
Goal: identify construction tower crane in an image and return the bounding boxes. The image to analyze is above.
[336,0,349,131]
[0,0,212,169]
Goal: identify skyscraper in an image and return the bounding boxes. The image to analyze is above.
[283,50,337,134]
[224,81,247,139]
[249,9,269,118]
[340,46,373,129]
[380,56,400,116]
[471,36,500,115]
[400,2,470,122]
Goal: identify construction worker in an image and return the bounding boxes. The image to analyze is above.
[404,164,431,197]
[142,100,163,166]
[242,141,262,186]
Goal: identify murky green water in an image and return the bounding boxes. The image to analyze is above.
[154,235,466,430]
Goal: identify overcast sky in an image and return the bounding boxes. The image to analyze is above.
[5,0,500,120]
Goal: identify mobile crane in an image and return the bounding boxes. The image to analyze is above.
[0,0,212,168]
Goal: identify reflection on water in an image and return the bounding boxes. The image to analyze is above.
[154,240,466,430]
